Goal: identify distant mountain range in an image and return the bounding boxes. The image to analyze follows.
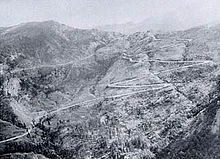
[95,14,220,34]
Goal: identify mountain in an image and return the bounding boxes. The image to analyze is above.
[96,18,192,34]
[0,21,220,159]
[95,13,218,34]
[0,20,124,69]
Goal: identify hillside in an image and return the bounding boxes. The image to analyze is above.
[0,21,220,159]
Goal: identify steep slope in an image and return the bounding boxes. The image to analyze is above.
[0,21,120,70]
[0,20,126,139]
[39,27,219,159]
[0,21,128,158]
[155,88,220,159]
[0,21,220,159]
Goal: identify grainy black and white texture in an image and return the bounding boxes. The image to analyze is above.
[0,1,220,159]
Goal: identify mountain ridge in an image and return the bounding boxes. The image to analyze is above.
[0,21,220,159]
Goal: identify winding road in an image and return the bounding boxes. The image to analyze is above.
[0,84,170,144]
[0,37,214,144]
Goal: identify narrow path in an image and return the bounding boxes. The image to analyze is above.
[8,37,191,74]
[0,128,32,144]
[1,58,210,144]
[154,60,213,74]
[111,60,213,86]
[147,60,209,63]
[107,82,178,88]
[49,84,170,115]
[9,45,198,74]
[0,119,12,125]
[10,41,115,74]
[0,38,210,144]
[11,54,94,73]
[144,44,184,54]
[0,85,170,144]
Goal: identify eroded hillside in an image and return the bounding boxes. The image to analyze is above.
[0,21,220,159]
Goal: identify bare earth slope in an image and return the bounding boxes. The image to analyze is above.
[0,21,220,159]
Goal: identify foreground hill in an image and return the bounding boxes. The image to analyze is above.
[0,21,220,159]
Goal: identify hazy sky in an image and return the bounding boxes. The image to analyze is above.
[0,0,220,28]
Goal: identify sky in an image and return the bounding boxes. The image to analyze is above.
[0,0,220,29]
